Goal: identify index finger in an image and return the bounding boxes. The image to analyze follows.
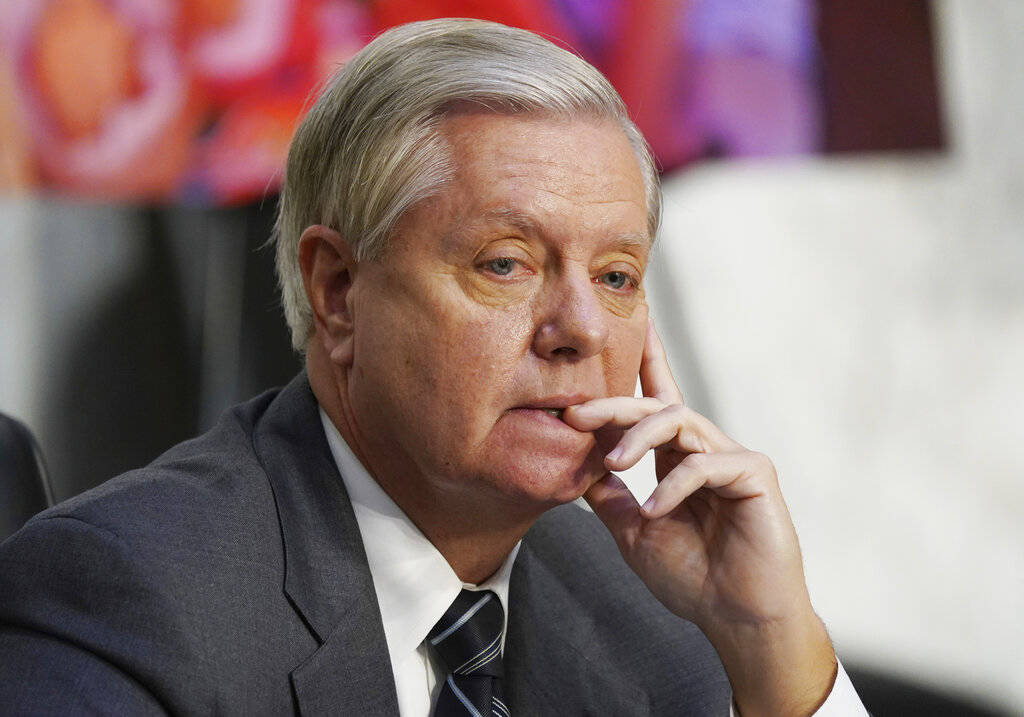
[640,318,684,405]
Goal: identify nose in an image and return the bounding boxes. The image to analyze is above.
[532,268,609,360]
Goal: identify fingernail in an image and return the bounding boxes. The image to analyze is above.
[642,496,657,514]
[606,446,624,463]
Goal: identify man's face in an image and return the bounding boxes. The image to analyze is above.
[345,112,650,510]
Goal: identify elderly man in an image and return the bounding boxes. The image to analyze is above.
[0,19,864,716]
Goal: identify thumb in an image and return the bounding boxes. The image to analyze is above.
[583,472,642,547]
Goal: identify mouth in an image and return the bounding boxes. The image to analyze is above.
[512,394,592,421]
[499,397,596,450]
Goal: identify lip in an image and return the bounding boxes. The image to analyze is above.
[506,394,594,424]
[500,396,597,447]
[515,394,592,411]
[504,407,575,432]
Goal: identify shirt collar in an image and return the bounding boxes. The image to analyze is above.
[319,409,519,659]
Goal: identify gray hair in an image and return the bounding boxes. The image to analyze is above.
[274,18,661,351]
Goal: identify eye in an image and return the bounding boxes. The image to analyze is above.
[597,270,634,290]
[486,257,517,276]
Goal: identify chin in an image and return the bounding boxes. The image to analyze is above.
[485,447,607,510]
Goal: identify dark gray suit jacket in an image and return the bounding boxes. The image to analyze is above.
[0,375,730,715]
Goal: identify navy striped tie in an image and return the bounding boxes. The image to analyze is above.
[428,589,509,717]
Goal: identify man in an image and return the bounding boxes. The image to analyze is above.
[0,19,865,716]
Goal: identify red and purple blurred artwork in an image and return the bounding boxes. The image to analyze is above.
[0,0,942,204]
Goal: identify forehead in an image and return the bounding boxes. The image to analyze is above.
[437,112,650,249]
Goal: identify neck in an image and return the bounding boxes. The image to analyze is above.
[307,347,539,584]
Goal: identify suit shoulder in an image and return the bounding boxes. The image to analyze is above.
[0,383,288,615]
[30,385,286,549]
[0,383,291,638]
[0,381,317,714]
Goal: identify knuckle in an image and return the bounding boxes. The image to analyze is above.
[682,451,708,471]
[640,399,668,419]
[749,451,777,478]
[664,402,688,420]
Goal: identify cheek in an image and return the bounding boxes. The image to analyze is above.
[444,310,534,391]
[604,308,649,396]
[406,301,536,413]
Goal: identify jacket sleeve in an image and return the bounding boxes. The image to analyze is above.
[0,626,166,715]
[0,516,172,715]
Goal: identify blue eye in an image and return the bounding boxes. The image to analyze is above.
[599,271,631,290]
[487,257,516,275]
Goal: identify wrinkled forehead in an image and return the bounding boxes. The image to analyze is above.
[369,110,652,269]
[444,112,648,218]
[394,113,651,266]
[436,107,654,222]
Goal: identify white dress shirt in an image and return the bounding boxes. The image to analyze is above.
[319,410,866,716]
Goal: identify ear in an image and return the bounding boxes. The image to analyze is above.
[298,224,357,366]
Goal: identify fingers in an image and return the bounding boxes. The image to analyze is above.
[640,319,684,405]
[564,398,741,471]
[605,404,741,471]
[641,451,775,519]
[562,396,666,432]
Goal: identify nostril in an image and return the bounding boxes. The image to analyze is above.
[532,296,608,359]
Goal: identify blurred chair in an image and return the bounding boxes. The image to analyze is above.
[0,413,54,541]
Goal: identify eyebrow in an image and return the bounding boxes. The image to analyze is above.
[477,207,652,250]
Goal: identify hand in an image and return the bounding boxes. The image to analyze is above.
[562,319,836,716]
[565,319,806,627]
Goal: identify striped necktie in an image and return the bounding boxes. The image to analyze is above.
[427,589,510,717]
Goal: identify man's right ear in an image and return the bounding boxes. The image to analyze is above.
[297,225,357,366]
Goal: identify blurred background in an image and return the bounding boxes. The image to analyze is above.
[0,0,1020,713]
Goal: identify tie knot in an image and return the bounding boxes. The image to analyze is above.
[427,589,505,678]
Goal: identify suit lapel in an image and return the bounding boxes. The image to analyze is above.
[505,542,652,717]
[254,374,399,716]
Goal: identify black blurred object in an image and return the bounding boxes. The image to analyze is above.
[40,204,299,502]
[847,665,1012,716]
[44,218,200,502]
[0,413,54,541]
[232,205,302,405]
